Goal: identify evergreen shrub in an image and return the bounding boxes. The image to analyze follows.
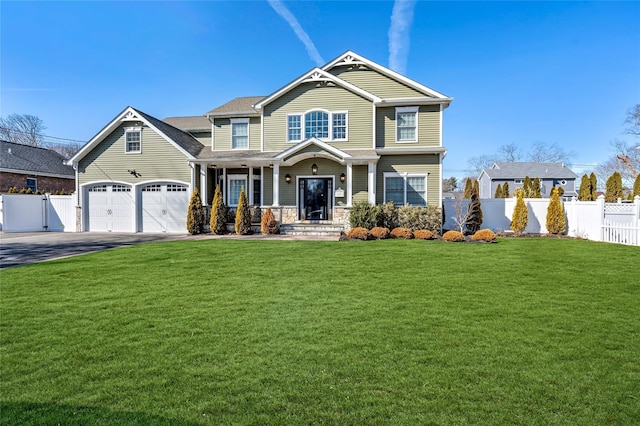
[369,227,390,239]
[234,186,252,235]
[471,229,496,242]
[349,201,380,229]
[186,188,205,235]
[633,174,640,197]
[377,201,399,229]
[397,205,441,233]
[510,191,528,235]
[347,227,370,240]
[414,229,435,240]
[390,227,414,239]
[605,171,623,202]
[442,230,465,242]
[546,187,566,235]
[210,186,228,235]
[261,208,279,235]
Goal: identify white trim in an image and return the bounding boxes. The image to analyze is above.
[372,104,377,149]
[227,174,247,207]
[230,118,250,150]
[200,167,208,206]
[395,106,418,143]
[272,164,280,207]
[368,161,376,204]
[276,137,352,163]
[124,126,142,154]
[383,172,428,206]
[286,109,349,143]
[346,163,353,207]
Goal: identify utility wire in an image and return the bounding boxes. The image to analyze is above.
[0,125,87,144]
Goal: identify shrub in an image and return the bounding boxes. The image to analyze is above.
[397,205,441,233]
[578,174,592,201]
[369,226,390,239]
[347,227,370,240]
[546,187,566,235]
[235,186,252,235]
[494,183,503,198]
[633,174,640,197]
[510,191,528,235]
[605,171,623,202]
[210,186,227,235]
[532,177,542,198]
[261,208,279,235]
[589,173,598,201]
[414,229,435,240]
[390,227,414,239]
[349,201,379,229]
[503,182,510,198]
[250,206,262,223]
[7,187,18,193]
[471,229,496,242]
[463,178,473,198]
[186,187,205,235]
[443,230,465,242]
[464,186,483,235]
[377,201,399,229]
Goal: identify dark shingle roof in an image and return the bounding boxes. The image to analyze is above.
[483,162,578,179]
[133,108,205,157]
[162,116,211,132]
[206,96,265,117]
[0,140,74,177]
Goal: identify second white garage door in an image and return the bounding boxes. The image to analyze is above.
[140,183,189,233]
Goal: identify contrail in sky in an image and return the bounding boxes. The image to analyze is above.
[388,0,417,74]
[268,0,324,67]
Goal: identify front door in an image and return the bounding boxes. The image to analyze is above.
[299,178,332,221]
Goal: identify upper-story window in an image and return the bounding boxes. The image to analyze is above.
[125,127,142,153]
[231,118,249,149]
[396,107,418,143]
[288,110,348,142]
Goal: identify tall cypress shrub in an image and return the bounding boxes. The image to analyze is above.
[510,191,528,235]
[235,186,252,235]
[605,171,623,202]
[186,187,205,235]
[578,174,590,201]
[546,187,566,235]
[465,185,483,235]
[494,183,503,198]
[523,176,532,197]
[503,182,510,198]
[590,173,598,200]
[210,185,227,235]
[463,178,473,198]
[633,174,640,198]
[532,177,542,198]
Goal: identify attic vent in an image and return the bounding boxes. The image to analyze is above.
[8,148,11,154]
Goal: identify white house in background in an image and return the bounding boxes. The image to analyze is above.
[477,162,578,199]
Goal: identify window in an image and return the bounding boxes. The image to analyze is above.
[142,184,161,192]
[305,111,329,139]
[112,185,131,192]
[288,115,302,142]
[252,168,261,206]
[396,107,418,142]
[514,179,524,185]
[167,184,187,192]
[228,175,247,207]
[287,110,348,142]
[332,113,347,140]
[231,119,249,149]
[26,178,37,192]
[384,174,427,206]
[125,127,142,153]
[89,185,107,192]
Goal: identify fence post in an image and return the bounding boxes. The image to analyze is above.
[635,196,640,244]
[597,195,605,242]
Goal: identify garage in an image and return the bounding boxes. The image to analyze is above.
[140,183,189,233]
[86,183,134,232]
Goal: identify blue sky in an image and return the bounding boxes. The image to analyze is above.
[2,1,639,180]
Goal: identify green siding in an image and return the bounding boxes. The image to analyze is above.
[213,117,260,151]
[263,83,373,152]
[376,105,440,148]
[78,124,191,186]
[376,155,441,206]
[352,165,368,203]
[329,67,426,99]
[191,131,211,146]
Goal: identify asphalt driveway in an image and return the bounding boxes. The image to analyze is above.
[0,232,193,269]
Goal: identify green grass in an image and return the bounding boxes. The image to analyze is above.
[1,238,639,425]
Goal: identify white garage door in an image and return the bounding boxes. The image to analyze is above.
[87,184,134,232]
[140,183,189,233]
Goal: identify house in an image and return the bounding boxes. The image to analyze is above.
[67,51,452,233]
[0,140,75,193]
[477,162,578,198]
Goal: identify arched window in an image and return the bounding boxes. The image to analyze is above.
[305,111,329,139]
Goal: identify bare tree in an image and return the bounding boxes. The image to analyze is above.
[497,143,523,162]
[527,142,574,164]
[0,114,46,146]
[47,142,82,159]
[442,177,458,192]
[625,104,640,137]
[467,142,575,176]
[467,155,496,176]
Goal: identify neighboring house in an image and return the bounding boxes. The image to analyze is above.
[0,140,75,193]
[67,51,452,233]
[478,162,578,198]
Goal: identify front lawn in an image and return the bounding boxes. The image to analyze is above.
[1,239,638,425]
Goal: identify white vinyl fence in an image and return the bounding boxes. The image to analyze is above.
[443,195,640,246]
[0,194,76,232]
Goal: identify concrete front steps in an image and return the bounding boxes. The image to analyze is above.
[279,223,345,239]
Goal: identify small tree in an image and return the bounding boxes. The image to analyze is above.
[546,187,566,235]
[473,179,479,197]
[261,208,279,235]
[578,174,591,201]
[633,174,640,197]
[589,172,598,200]
[605,171,623,202]
[235,186,252,235]
[186,187,205,235]
[532,177,542,198]
[465,185,483,235]
[523,176,533,198]
[210,186,227,235]
[503,182,510,198]
[510,191,528,235]
[494,183,503,198]
[463,178,473,198]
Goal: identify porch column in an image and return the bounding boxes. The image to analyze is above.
[273,164,280,207]
[248,167,254,205]
[346,162,353,207]
[222,168,227,205]
[200,166,208,206]
[190,163,197,194]
[368,161,376,204]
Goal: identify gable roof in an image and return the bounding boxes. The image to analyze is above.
[254,68,381,110]
[1,140,74,177]
[68,106,204,165]
[162,116,211,132]
[481,162,579,180]
[206,96,265,118]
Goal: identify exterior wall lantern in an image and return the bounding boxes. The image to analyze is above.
[285,174,292,184]
[340,173,346,183]
[311,163,318,175]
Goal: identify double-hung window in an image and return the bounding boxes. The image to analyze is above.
[125,127,142,153]
[384,173,427,206]
[287,110,348,142]
[231,118,249,149]
[26,178,37,192]
[228,175,247,207]
[396,107,418,143]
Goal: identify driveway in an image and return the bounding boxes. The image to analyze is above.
[0,232,193,269]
